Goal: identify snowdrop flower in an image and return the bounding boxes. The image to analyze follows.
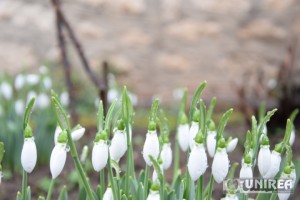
[60,92,69,106]
[71,125,85,141]
[289,129,295,146]
[226,137,238,153]
[258,136,271,177]
[147,183,160,200]
[161,142,172,170]
[143,122,160,166]
[92,131,108,172]
[39,65,48,74]
[212,138,229,183]
[80,145,89,163]
[27,91,37,105]
[152,158,163,181]
[43,77,52,90]
[0,82,12,100]
[189,109,200,149]
[15,74,25,90]
[26,74,40,85]
[278,166,293,200]
[177,113,189,152]
[188,133,208,182]
[263,145,282,179]
[21,125,37,173]
[110,120,127,162]
[50,131,68,179]
[108,89,119,103]
[221,194,239,200]
[103,186,113,200]
[239,154,253,188]
[290,164,296,185]
[15,99,24,116]
[207,121,217,157]
[36,93,50,109]
[128,92,138,106]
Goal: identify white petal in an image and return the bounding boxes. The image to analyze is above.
[15,99,24,116]
[43,77,52,90]
[226,138,238,153]
[60,92,69,106]
[239,163,253,188]
[278,173,292,200]
[50,143,67,179]
[26,74,40,85]
[110,130,127,162]
[15,74,25,90]
[189,122,199,149]
[178,124,189,152]
[207,132,216,157]
[152,163,163,182]
[103,187,113,200]
[0,82,12,100]
[212,149,229,183]
[289,130,295,146]
[188,144,208,181]
[161,143,172,170]
[143,131,160,166]
[92,141,108,172]
[21,138,37,173]
[263,151,281,179]
[71,127,85,141]
[147,190,160,200]
[258,145,271,177]
[36,93,50,109]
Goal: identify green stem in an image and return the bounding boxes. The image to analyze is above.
[197,176,203,200]
[108,157,118,200]
[207,175,214,200]
[143,165,150,200]
[22,170,27,200]
[173,132,180,183]
[46,179,55,200]
[269,193,276,200]
[125,123,132,195]
[66,129,94,200]
[100,169,105,198]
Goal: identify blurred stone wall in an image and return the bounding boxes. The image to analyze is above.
[1,0,300,105]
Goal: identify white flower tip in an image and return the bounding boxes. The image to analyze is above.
[71,127,85,141]
[226,138,238,153]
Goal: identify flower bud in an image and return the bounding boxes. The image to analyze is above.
[161,143,172,170]
[110,129,127,162]
[212,148,229,183]
[258,141,271,177]
[188,143,207,181]
[240,155,253,188]
[206,130,216,157]
[177,124,189,152]
[80,145,89,163]
[263,150,281,179]
[50,142,67,179]
[147,183,160,200]
[143,130,159,166]
[21,137,37,173]
[103,186,113,200]
[54,126,62,145]
[71,126,85,141]
[226,138,238,153]
[277,170,293,200]
[289,129,295,146]
[189,122,199,149]
[92,135,108,172]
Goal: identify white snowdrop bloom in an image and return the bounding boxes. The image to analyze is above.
[103,187,113,200]
[189,122,199,149]
[289,129,295,146]
[71,126,85,141]
[177,124,189,152]
[0,82,12,100]
[15,99,24,115]
[239,160,253,188]
[226,138,238,153]
[161,143,172,170]
[143,130,160,166]
[222,194,239,200]
[207,130,217,157]
[60,92,69,106]
[39,65,48,74]
[258,145,271,177]
[128,92,138,106]
[278,172,293,200]
[26,91,37,105]
[26,74,40,85]
[50,143,67,179]
[188,143,208,181]
[147,190,160,200]
[54,126,62,145]
[15,74,25,90]
[212,148,229,183]
[43,77,52,90]
[21,137,37,173]
[263,150,281,179]
[108,89,119,103]
[110,129,127,162]
[80,145,89,163]
[36,93,50,109]
[92,140,108,172]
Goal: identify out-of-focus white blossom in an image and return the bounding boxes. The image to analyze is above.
[15,74,25,90]
[36,93,50,109]
[43,77,52,90]
[177,124,189,152]
[161,143,172,170]
[188,122,199,149]
[143,130,160,166]
[226,138,238,153]
[0,82,12,100]
[15,99,24,115]
[60,92,69,107]
[26,74,40,85]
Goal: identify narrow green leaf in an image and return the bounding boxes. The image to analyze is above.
[0,142,4,163]
[258,102,266,123]
[58,186,68,200]
[97,101,104,131]
[23,98,35,130]
[257,109,277,139]
[189,81,207,124]
[105,98,118,137]
[16,191,22,200]
[121,194,128,200]
[51,97,70,131]
[227,162,239,179]
[283,119,292,145]
[179,88,188,114]
[206,97,216,122]
[149,99,160,122]
[26,186,31,200]
[216,108,233,140]
[137,183,144,200]
[289,109,299,123]
[37,196,45,200]
[78,185,87,200]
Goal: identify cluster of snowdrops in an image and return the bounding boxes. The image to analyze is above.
[0,81,297,200]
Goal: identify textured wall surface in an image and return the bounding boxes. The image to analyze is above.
[1,0,300,104]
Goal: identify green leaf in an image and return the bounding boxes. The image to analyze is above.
[0,142,4,163]
[283,119,292,146]
[96,185,102,200]
[105,98,118,137]
[199,100,206,133]
[37,196,45,200]
[16,191,22,200]
[26,186,31,200]
[137,183,144,200]
[121,194,128,200]
[258,102,266,123]
[51,96,70,131]
[257,109,277,139]
[97,100,104,131]
[227,162,239,179]
[289,109,299,123]
[23,97,35,130]
[216,108,233,140]
[58,186,68,200]
[189,81,207,124]
[149,99,160,122]
[78,185,87,200]
[179,88,188,114]
[251,116,257,149]
[206,97,216,122]
[149,155,163,182]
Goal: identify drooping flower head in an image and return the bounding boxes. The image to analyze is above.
[110,119,127,162]
[207,120,217,157]
[263,143,283,179]
[189,109,200,149]
[143,121,160,166]
[21,125,37,173]
[92,130,109,172]
[212,137,230,183]
[177,113,189,152]
[147,182,160,200]
[226,137,238,153]
[258,135,271,177]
